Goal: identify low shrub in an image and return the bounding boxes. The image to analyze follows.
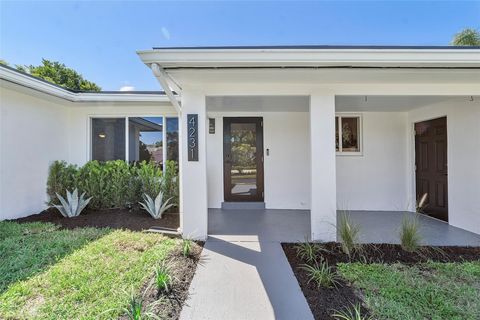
[46,161,78,205]
[46,160,179,211]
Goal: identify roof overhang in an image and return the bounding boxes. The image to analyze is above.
[137,47,480,69]
[0,65,172,103]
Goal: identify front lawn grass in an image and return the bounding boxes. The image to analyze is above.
[0,221,109,292]
[338,261,480,320]
[0,221,175,319]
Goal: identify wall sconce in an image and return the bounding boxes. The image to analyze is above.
[98,133,106,138]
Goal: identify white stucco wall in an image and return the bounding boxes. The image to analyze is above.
[206,111,311,210]
[0,88,69,219]
[0,84,176,220]
[336,112,409,211]
[407,98,480,235]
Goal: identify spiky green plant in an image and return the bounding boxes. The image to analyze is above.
[122,289,161,320]
[400,214,422,252]
[182,238,193,257]
[154,262,172,293]
[332,303,371,320]
[301,260,340,288]
[139,191,175,219]
[338,213,361,257]
[54,188,92,218]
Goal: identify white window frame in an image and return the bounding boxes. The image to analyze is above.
[88,114,178,171]
[335,113,363,156]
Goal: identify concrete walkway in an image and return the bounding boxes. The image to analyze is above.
[179,236,313,320]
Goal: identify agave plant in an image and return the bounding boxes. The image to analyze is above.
[139,191,175,219]
[54,189,92,218]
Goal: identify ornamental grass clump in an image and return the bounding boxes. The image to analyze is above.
[54,188,92,218]
[399,214,422,252]
[154,262,172,294]
[338,212,361,257]
[122,289,161,320]
[332,303,371,320]
[182,238,193,257]
[301,259,340,288]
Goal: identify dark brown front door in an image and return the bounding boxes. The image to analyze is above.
[415,117,448,221]
[223,117,264,202]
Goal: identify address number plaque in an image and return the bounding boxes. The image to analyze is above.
[187,114,199,161]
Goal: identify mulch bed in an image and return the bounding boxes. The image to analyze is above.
[10,207,179,231]
[282,242,480,320]
[120,242,204,320]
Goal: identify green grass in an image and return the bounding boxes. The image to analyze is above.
[0,221,109,293]
[338,261,480,320]
[0,221,176,319]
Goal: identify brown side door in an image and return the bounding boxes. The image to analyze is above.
[223,117,264,202]
[415,117,448,221]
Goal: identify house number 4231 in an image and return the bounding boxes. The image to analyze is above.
[187,114,198,161]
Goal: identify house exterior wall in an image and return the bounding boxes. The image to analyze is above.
[407,98,480,235]
[0,88,69,219]
[206,111,311,210]
[336,112,409,211]
[0,84,176,220]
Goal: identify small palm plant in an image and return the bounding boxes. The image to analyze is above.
[54,188,92,218]
[139,191,174,219]
[400,214,422,252]
[301,259,340,288]
[154,262,172,294]
[332,303,371,320]
[338,212,361,257]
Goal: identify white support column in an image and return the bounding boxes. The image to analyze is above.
[179,89,208,240]
[310,93,337,241]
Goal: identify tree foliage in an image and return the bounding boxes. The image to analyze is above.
[451,28,480,46]
[16,59,101,92]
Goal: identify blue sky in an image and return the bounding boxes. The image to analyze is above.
[1,1,479,91]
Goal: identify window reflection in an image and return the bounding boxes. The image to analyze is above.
[128,117,163,164]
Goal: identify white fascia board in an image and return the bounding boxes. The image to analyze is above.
[137,48,480,68]
[0,66,174,103]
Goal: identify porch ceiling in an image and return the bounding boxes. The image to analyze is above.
[207,95,309,112]
[335,95,478,112]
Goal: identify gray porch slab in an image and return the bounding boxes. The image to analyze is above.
[179,238,314,320]
[208,208,311,242]
[344,210,480,246]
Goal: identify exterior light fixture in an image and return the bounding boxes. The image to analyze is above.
[98,133,106,138]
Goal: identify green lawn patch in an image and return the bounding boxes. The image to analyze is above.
[0,221,109,293]
[338,261,480,320]
[0,221,176,319]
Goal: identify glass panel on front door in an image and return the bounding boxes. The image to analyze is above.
[230,123,258,197]
[223,117,264,202]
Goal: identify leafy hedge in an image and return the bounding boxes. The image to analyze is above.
[47,160,178,210]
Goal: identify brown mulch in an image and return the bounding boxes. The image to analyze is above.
[282,242,480,320]
[119,242,203,320]
[10,207,179,231]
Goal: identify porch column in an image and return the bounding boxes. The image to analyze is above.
[310,93,337,241]
[179,89,208,240]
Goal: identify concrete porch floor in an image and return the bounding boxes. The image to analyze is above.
[208,208,480,246]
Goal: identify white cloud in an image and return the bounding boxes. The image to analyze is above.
[161,27,171,40]
[119,85,135,91]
